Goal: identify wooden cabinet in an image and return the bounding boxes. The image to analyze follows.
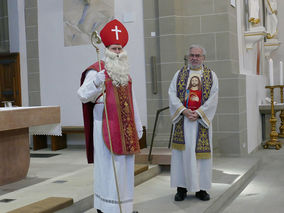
[0,53,21,107]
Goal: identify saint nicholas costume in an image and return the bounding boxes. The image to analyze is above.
[168,65,218,192]
[77,19,143,213]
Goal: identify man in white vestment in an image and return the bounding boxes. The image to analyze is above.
[168,44,218,201]
[265,0,278,39]
[78,19,142,213]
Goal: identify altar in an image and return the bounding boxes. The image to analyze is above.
[0,106,60,186]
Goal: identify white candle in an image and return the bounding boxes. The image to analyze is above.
[280,61,283,85]
[269,58,274,86]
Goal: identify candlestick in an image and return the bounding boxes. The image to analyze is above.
[264,86,282,150]
[269,58,274,86]
[280,61,283,85]
[278,86,284,138]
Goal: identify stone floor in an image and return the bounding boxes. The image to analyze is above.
[222,148,284,213]
[0,148,92,212]
[0,146,283,213]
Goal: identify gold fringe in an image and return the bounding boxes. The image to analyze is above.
[171,106,185,121]
[171,143,185,151]
[197,108,210,126]
[196,152,211,159]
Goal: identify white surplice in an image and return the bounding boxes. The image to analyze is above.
[77,70,143,213]
[168,67,218,192]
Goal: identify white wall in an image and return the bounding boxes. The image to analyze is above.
[37,0,147,127]
[268,0,284,140]
[7,0,29,106]
[237,0,267,153]
[271,0,284,87]
[246,75,266,153]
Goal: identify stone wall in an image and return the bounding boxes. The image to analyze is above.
[25,0,41,106]
[0,0,9,52]
[143,0,247,156]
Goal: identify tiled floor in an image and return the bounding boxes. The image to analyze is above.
[2,146,284,213]
[223,148,284,213]
[0,148,92,212]
[132,157,259,213]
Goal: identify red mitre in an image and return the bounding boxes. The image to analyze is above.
[100,19,129,47]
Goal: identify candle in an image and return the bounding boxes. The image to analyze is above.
[269,58,274,86]
[280,61,283,85]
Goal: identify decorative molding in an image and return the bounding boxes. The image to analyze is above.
[264,39,281,58]
[244,26,266,49]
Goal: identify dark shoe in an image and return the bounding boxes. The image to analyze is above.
[133,211,139,213]
[174,187,187,201]
[97,210,103,213]
[195,190,210,201]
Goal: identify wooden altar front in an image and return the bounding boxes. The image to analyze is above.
[0,106,60,186]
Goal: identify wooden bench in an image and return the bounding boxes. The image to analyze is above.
[7,197,73,213]
[52,126,85,151]
[33,126,147,151]
[33,126,84,151]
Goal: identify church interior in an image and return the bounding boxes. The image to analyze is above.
[1,0,284,212]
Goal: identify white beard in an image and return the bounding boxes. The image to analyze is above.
[105,48,130,87]
[189,62,202,70]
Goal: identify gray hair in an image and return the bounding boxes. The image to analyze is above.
[189,44,207,57]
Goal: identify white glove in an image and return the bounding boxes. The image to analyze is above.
[93,69,105,87]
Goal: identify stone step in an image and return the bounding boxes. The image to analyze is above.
[7,197,73,213]
[70,157,261,213]
[134,164,148,176]
[58,165,163,213]
[133,157,261,213]
[135,147,171,165]
[0,149,260,213]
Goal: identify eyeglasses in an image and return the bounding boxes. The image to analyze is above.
[189,54,203,58]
